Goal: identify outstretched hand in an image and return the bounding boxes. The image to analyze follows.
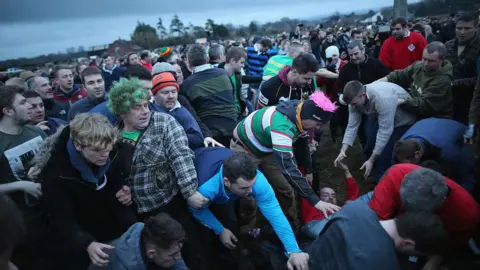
[314,200,341,218]
[204,137,225,148]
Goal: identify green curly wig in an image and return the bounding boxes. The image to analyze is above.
[107,78,149,115]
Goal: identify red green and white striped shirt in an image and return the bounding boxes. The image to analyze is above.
[235,106,300,157]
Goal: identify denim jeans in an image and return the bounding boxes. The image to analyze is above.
[301,192,373,239]
[363,117,411,182]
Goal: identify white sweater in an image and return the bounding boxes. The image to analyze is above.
[342,82,416,156]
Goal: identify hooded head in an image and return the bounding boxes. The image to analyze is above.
[299,91,336,130]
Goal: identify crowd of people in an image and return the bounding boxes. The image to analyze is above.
[1,10,480,270]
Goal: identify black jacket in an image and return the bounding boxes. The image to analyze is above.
[337,55,389,91]
[37,126,137,269]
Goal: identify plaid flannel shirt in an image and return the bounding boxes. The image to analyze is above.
[129,112,197,214]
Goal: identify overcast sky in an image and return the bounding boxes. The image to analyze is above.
[0,0,417,61]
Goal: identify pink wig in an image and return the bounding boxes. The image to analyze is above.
[309,91,337,112]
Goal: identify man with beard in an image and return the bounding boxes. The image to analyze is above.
[257,54,317,108]
[67,67,106,122]
[379,42,454,120]
[26,76,55,117]
[23,91,65,136]
[444,13,480,125]
[51,65,88,121]
[379,17,427,71]
[0,86,55,270]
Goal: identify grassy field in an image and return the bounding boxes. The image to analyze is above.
[314,127,375,202]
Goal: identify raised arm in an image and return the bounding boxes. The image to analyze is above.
[253,172,301,254]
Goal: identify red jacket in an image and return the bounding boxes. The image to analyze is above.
[369,163,480,249]
[301,176,360,224]
[141,61,153,73]
[379,32,427,71]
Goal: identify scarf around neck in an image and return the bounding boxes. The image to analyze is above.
[67,138,111,185]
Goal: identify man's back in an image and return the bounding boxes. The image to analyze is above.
[181,68,237,137]
[262,55,293,79]
[307,201,401,270]
[401,118,466,149]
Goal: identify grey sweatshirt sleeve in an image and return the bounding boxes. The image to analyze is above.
[372,94,397,156]
[342,106,362,146]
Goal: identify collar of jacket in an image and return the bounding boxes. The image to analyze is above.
[54,84,81,99]
[67,138,111,185]
[168,101,182,112]
[359,54,370,65]
[102,64,117,74]
[192,64,213,74]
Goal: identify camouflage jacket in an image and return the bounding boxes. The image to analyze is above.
[445,34,480,88]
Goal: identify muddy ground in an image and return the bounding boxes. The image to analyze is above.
[314,127,374,202]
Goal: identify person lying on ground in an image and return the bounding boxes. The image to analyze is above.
[300,161,362,239]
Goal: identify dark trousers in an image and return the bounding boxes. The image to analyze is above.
[140,194,208,270]
[12,215,61,270]
[363,117,411,182]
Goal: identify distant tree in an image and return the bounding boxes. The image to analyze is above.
[330,11,341,21]
[368,10,375,16]
[214,24,229,38]
[157,18,169,39]
[192,26,207,38]
[77,46,85,53]
[170,14,185,36]
[131,21,161,49]
[249,21,258,35]
[206,19,215,28]
[66,47,76,54]
[236,27,248,38]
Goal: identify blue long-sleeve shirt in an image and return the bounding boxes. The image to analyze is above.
[399,118,474,189]
[190,147,301,254]
[89,101,204,149]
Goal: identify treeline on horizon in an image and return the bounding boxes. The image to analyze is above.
[0,0,478,70]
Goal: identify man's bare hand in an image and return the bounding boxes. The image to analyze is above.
[333,151,347,167]
[204,137,225,148]
[36,121,50,131]
[287,252,309,270]
[115,185,132,206]
[87,242,114,267]
[187,191,209,209]
[219,228,238,249]
[314,200,341,218]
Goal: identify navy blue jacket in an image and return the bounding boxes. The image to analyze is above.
[89,101,204,149]
[102,66,124,92]
[399,118,474,189]
[46,117,66,136]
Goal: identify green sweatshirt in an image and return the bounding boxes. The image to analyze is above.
[263,55,293,79]
[387,60,453,119]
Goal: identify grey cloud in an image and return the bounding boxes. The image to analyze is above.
[1,0,319,22]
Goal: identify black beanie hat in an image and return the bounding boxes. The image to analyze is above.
[300,99,333,122]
